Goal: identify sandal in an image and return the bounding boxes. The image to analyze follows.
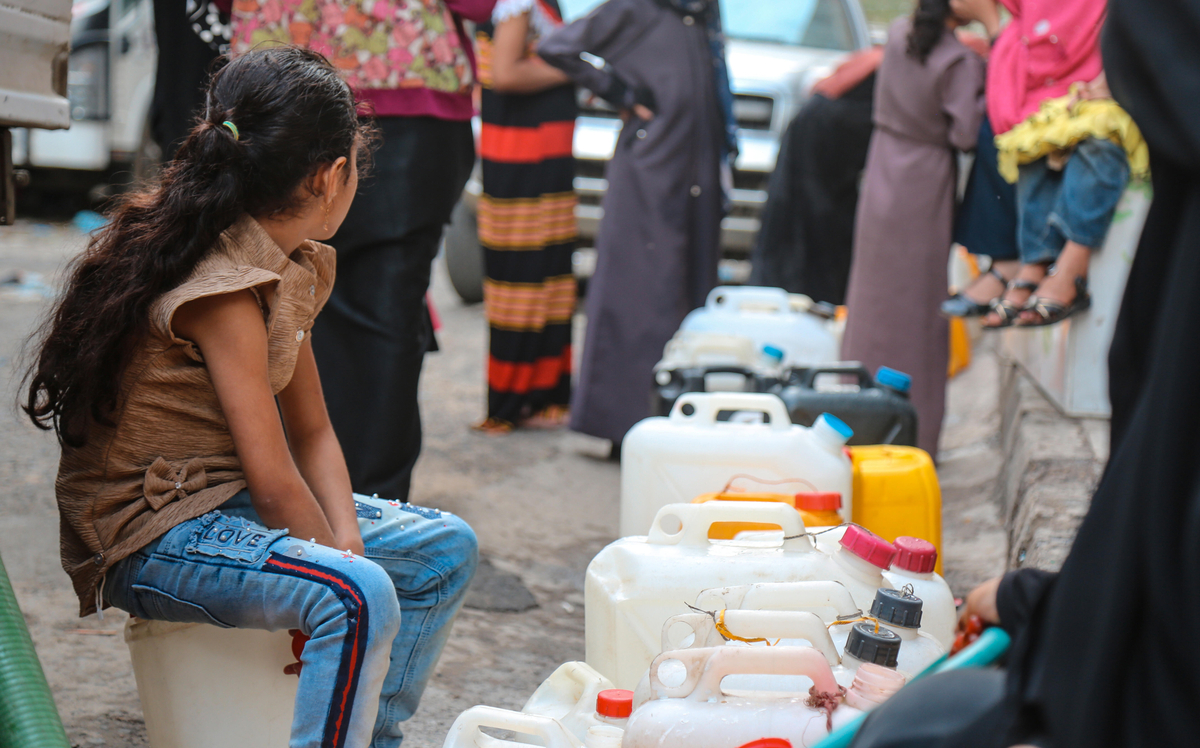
[982,278,1040,329]
[472,417,515,435]
[1017,276,1091,327]
[941,268,1009,318]
[520,405,569,430]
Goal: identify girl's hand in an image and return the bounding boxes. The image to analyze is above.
[337,531,365,558]
[958,575,1002,631]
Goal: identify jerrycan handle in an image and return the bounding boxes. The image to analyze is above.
[520,661,613,715]
[669,392,792,431]
[694,581,861,620]
[705,286,792,314]
[647,502,811,550]
[649,646,838,701]
[718,610,841,666]
[792,363,873,390]
[443,706,584,748]
[660,612,723,652]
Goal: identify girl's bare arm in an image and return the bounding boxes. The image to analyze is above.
[173,289,341,549]
[277,338,363,555]
[492,12,571,94]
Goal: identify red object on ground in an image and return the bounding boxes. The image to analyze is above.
[426,292,441,332]
[596,689,634,719]
[737,739,793,748]
[892,536,938,574]
[950,615,985,654]
[839,524,897,569]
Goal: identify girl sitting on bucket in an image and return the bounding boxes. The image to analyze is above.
[23,47,478,748]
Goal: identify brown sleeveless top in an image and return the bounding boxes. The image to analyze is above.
[56,215,336,615]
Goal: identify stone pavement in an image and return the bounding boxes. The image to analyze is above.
[0,220,1026,747]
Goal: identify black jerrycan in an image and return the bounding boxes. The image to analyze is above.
[650,365,780,418]
[770,363,918,446]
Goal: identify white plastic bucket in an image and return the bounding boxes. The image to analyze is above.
[124,619,297,748]
[679,286,839,367]
[585,501,886,689]
[620,392,853,537]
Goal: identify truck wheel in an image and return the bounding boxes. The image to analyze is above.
[444,199,484,304]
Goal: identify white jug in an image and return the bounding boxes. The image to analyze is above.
[883,536,957,650]
[620,392,854,536]
[655,330,761,371]
[623,646,863,748]
[585,501,883,689]
[679,286,839,367]
[519,662,628,744]
[124,619,297,748]
[442,706,584,748]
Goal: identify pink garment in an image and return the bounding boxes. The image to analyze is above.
[987,0,1106,134]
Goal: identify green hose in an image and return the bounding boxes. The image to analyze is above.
[0,552,71,748]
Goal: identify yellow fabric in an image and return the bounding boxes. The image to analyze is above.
[995,86,1149,184]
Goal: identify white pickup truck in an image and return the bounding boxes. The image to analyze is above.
[1,0,73,223]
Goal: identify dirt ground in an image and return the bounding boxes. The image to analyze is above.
[0,220,1005,748]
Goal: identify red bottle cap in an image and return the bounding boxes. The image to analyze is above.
[839,525,896,569]
[596,689,634,719]
[892,536,937,574]
[794,491,842,512]
[737,740,793,748]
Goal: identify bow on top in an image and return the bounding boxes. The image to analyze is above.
[143,457,209,510]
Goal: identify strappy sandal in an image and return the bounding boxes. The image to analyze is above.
[941,267,1009,318]
[1017,276,1091,327]
[520,405,569,430]
[982,278,1040,329]
[472,417,515,435]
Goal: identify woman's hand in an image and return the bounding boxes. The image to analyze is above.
[958,575,1002,631]
[620,103,655,122]
[492,12,571,94]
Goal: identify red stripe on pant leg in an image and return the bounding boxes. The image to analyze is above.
[265,556,368,748]
[488,347,572,394]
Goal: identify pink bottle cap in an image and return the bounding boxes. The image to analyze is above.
[839,525,896,569]
[892,536,937,574]
[596,689,633,719]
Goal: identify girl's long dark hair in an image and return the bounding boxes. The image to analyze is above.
[907,0,952,64]
[24,46,372,447]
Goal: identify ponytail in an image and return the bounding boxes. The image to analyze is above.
[24,47,373,446]
[907,0,952,64]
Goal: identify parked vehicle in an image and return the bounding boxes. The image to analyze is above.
[8,0,157,204]
[443,0,872,303]
[1,0,73,223]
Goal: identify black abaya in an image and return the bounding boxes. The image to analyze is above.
[854,1,1200,746]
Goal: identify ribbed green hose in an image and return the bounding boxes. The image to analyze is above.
[0,552,71,748]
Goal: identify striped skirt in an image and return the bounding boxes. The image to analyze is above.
[478,81,578,427]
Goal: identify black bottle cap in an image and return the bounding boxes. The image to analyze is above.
[844,622,901,668]
[870,587,924,629]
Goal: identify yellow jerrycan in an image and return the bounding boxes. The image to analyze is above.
[848,445,942,574]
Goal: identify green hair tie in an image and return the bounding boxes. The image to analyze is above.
[221,120,240,141]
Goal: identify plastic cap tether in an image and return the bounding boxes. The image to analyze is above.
[795,491,842,512]
[596,689,633,718]
[876,366,912,394]
[839,525,896,568]
[892,536,938,574]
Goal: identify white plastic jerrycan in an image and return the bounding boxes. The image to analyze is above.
[585,501,882,689]
[519,662,631,743]
[624,646,863,748]
[695,580,864,623]
[679,286,839,367]
[442,706,584,748]
[632,610,853,705]
[655,330,761,371]
[620,392,854,537]
[883,536,957,650]
[828,588,946,679]
[124,619,298,748]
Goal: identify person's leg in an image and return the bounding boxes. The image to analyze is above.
[1018,137,1131,320]
[312,117,475,499]
[982,157,1060,327]
[953,117,1022,305]
[104,512,402,748]
[351,495,478,748]
[851,669,1007,748]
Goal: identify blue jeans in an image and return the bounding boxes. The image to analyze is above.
[105,491,478,748]
[1016,136,1131,264]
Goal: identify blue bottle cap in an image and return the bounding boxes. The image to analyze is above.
[876,366,912,394]
[762,344,785,363]
[817,413,854,440]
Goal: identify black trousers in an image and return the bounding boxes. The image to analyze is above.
[312,116,474,500]
[851,669,1009,748]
